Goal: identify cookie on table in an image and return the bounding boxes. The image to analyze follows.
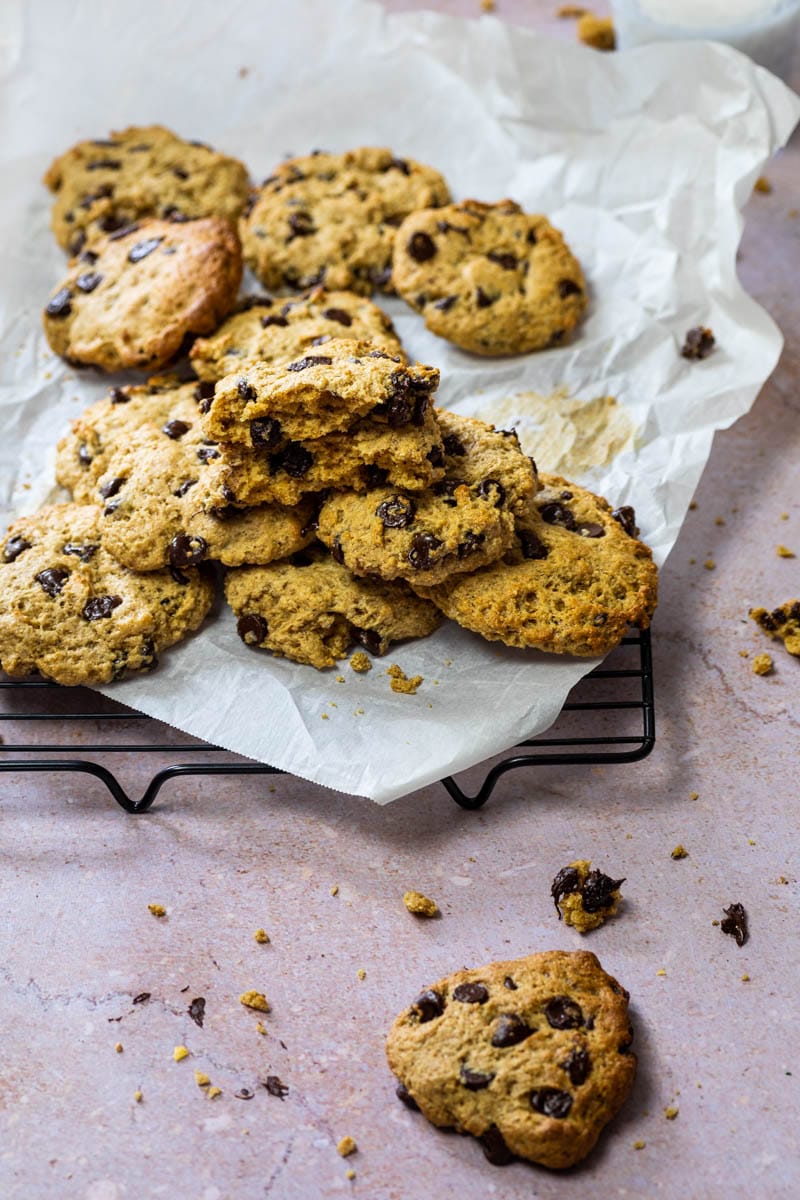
[750,599,800,656]
[315,411,538,587]
[225,544,441,670]
[0,503,213,686]
[94,428,315,572]
[200,339,439,445]
[44,124,250,255]
[551,860,625,934]
[205,409,446,509]
[414,475,657,656]
[241,147,450,296]
[392,199,586,356]
[189,288,402,381]
[43,216,242,373]
[386,949,636,1170]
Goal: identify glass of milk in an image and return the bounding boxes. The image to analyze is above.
[610,0,800,81]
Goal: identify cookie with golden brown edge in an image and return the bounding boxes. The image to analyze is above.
[43,217,242,373]
[189,288,402,381]
[386,949,636,1170]
[225,544,441,670]
[392,199,586,356]
[0,503,213,686]
[315,411,538,587]
[241,147,450,296]
[414,475,657,655]
[44,124,250,254]
[200,338,439,446]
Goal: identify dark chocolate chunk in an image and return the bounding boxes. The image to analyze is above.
[35,567,70,597]
[237,378,257,403]
[407,232,436,262]
[132,992,151,1005]
[539,501,577,531]
[480,1125,515,1167]
[558,278,582,299]
[545,995,584,1029]
[459,1065,495,1091]
[171,165,189,180]
[188,997,206,1028]
[411,988,445,1023]
[286,355,332,372]
[173,479,197,498]
[407,531,443,570]
[476,287,494,308]
[452,982,489,1005]
[551,865,581,915]
[196,445,220,463]
[388,157,410,174]
[330,537,345,565]
[271,443,313,478]
[503,976,518,990]
[87,158,121,170]
[518,528,549,560]
[577,522,606,539]
[288,211,315,238]
[395,1081,419,1111]
[476,478,506,507]
[162,419,190,440]
[98,476,125,500]
[62,542,98,562]
[612,505,638,538]
[362,464,389,487]
[162,204,188,222]
[3,536,31,562]
[353,628,383,656]
[681,326,715,360]
[457,531,485,559]
[69,231,87,255]
[376,495,416,529]
[128,237,163,262]
[82,594,122,621]
[322,307,352,326]
[261,314,289,329]
[427,445,444,469]
[168,533,208,568]
[234,1087,254,1100]
[487,250,517,270]
[76,271,103,293]
[442,434,466,457]
[530,1087,572,1119]
[263,1075,289,1099]
[721,902,748,947]
[194,381,216,411]
[237,614,268,645]
[491,1013,532,1048]
[581,869,625,913]
[107,221,140,240]
[433,295,457,312]
[45,288,72,318]
[109,387,129,405]
[561,1047,591,1086]
[250,417,282,449]
[78,443,93,466]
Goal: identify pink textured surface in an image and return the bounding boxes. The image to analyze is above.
[2,3,799,1197]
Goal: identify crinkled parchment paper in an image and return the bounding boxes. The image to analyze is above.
[0,0,798,801]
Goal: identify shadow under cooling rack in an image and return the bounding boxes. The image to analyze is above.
[0,627,654,811]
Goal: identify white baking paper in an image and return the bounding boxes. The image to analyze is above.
[1,0,798,802]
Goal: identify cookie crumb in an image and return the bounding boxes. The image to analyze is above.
[577,13,616,49]
[656,968,667,976]
[207,1085,223,1099]
[633,1140,646,1150]
[715,516,726,525]
[480,0,496,10]
[337,1136,357,1158]
[254,928,270,944]
[194,1069,211,1088]
[256,1021,268,1036]
[689,501,698,510]
[780,512,789,520]
[147,903,166,917]
[346,1168,356,1180]
[114,1042,123,1054]
[557,3,588,14]
[741,973,750,982]
[239,990,270,1013]
[330,884,339,897]
[173,1045,190,1062]
[551,859,624,932]
[664,1106,679,1120]
[403,890,439,917]
[704,559,716,570]
[790,209,799,219]
[681,326,715,360]
[336,675,345,683]
[350,651,372,673]
[387,664,423,694]
[754,175,772,194]
[777,544,795,557]
[689,791,699,800]
[134,1090,143,1103]
[739,650,749,658]
[752,653,773,676]
[321,712,329,720]
[750,599,800,656]
[671,844,688,859]
[357,968,366,981]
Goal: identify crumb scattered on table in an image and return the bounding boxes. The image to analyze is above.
[780,512,789,520]
[239,990,270,1013]
[403,890,439,917]
[194,1069,211,1088]
[704,559,716,571]
[256,1021,268,1036]
[752,652,773,676]
[721,902,748,946]
[681,326,715,360]
[147,903,166,917]
[114,1042,123,1053]
[321,712,329,720]
[551,859,624,932]
[357,968,366,981]
[777,544,795,558]
[134,1090,143,1103]
[665,1106,679,1120]
[633,1140,646,1150]
[557,3,588,15]
[387,664,423,694]
[330,884,339,897]
[173,1045,189,1062]
[754,175,772,194]
[207,1085,223,1099]
[671,845,688,860]
[656,969,666,977]
[346,1169,356,1181]
[577,13,615,50]
[254,928,270,944]
[689,791,699,800]
[350,651,372,673]
[750,600,800,656]
[741,973,751,982]
[337,1136,358,1158]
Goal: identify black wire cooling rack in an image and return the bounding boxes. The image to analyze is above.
[0,627,654,811]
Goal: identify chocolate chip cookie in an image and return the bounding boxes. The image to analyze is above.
[0,503,213,686]
[189,288,402,381]
[225,544,441,670]
[200,339,439,445]
[750,599,800,656]
[315,411,538,586]
[43,217,242,373]
[386,949,636,1170]
[414,475,657,655]
[240,147,450,296]
[392,199,586,355]
[44,124,250,255]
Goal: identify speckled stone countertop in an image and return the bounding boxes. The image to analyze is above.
[1,3,799,1197]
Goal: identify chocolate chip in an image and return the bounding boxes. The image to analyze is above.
[476,287,494,308]
[480,1126,514,1167]
[558,278,582,299]
[411,988,444,1023]
[376,495,416,529]
[407,232,436,262]
[362,465,389,488]
[545,996,584,1029]
[330,536,345,565]
[233,378,256,404]
[383,213,405,228]
[132,992,151,1005]
[560,490,573,500]
[261,314,289,329]
[581,869,625,913]
[45,288,72,318]
[721,902,748,947]
[163,204,188,222]
[162,419,190,440]
[237,614,268,645]
[271,443,313,478]
[539,501,577,530]
[491,1013,532,1048]
[612,505,638,538]
[3,536,31,562]
[173,480,197,498]
[408,531,443,570]
[79,249,99,265]
[322,307,352,326]
[78,443,93,466]
[109,387,129,404]
[437,220,470,236]
[503,976,518,990]
[388,157,410,174]
[168,533,208,568]
[527,229,538,244]
[457,532,485,559]
[353,628,383,656]
[395,1081,419,1111]
[103,500,121,517]
[83,594,122,621]
[288,211,315,238]
[311,335,331,347]
[76,271,103,293]
[250,417,282,449]
[577,522,606,538]
[459,1065,495,1091]
[427,445,444,469]
[188,997,206,1027]
[35,567,70,597]
[452,982,489,1005]
[443,434,466,456]
[62,542,97,562]
[518,529,549,560]
[263,1075,289,1099]
[69,231,87,255]
[194,380,215,411]
[98,476,125,499]
[530,1087,572,1119]
[561,1047,591,1086]
[107,221,140,240]
[476,478,506,507]
[287,355,332,372]
[196,446,220,463]
[433,295,457,311]
[488,251,517,270]
[681,326,715,360]
[128,237,162,262]
[551,865,581,915]
[366,349,397,361]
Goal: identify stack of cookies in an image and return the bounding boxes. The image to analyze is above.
[0,125,657,687]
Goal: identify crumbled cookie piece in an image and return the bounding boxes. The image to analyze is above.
[557,4,588,15]
[777,545,795,558]
[633,1140,646,1150]
[148,903,166,917]
[681,326,715,360]
[670,845,688,860]
[721,903,748,947]
[387,664,424,694]
[704,559,716,570]
[330,884,340,896]
[240,990,270,1012]
[264,1075,289,1098]
[207,1086,223,1099]
[664,1106,679,1120]
[254,928,270,944]
[750,599,800,656]
[134,1091,143,1103]
[194,1070,211,1088]
[754,176,772,194]
[752,652,773,676]
[173,1046,189,1062]
[337,1136,358,1157]
[404,890,439,917]
[350,651,372,673]
[551,859,624,932]
[577,13,616,50]
[357,968,367,981]
[114,1043,123,1053]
